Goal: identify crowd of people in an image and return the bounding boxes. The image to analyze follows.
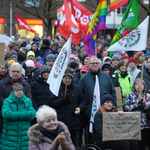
[0,32,150,150]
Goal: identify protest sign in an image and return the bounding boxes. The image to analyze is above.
[0,43,5,66]
[115,87,123,111]
[0,34,11,46]
[103,112,141,141]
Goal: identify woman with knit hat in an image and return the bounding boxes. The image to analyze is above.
[127,57,141,83]
[94,92,139,150]
[112,60,133,105]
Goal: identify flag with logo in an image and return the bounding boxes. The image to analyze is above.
[47,35,72,96]
[57,1,71,26]
[89,75,101,133]
[110,0,128,11]
[70,0,93,40]
[84,0,107,57]
[107,16,149,52]
[109,0,140,56]
[16,14,36,33]
[59,0,80,45]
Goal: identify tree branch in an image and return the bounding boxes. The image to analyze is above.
[138,0,148,12]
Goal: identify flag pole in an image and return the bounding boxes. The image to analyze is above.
[64,64,69,98]
[140,56,144,96]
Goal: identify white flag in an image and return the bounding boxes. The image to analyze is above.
[89,75,101,133]
[47,35,72,96]
[107,16,149,52]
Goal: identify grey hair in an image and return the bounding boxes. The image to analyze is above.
[132,78,146,93]
[9,62,22,72]
[36,105,57,123]
[88,55,100,65]
[11,83,23,92]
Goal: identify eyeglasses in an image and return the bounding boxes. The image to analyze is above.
[11,70,21,74]
[90,62,100,65]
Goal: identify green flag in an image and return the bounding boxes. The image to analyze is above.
[109,0,140,56]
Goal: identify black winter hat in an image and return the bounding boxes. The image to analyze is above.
[43,39,50,46]
[69,62,78,69]
[9,50,18,58]
[101,91,113,105]
[101,63,112,71]
[63,69,74,79]
[40,65,50,75]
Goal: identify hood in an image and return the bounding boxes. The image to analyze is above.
[27,121,70,144]
[101,62,112,72]
[15,33,20,40]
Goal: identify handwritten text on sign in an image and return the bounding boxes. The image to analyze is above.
[102,112,141,141]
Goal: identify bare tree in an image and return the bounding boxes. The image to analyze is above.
[138,0,150,36]
[10,0,63,36]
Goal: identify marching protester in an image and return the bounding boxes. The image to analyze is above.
[50,70,85,150]
[127,57,141,84]
[136,55,150,94]
[0,83,36,149]
[112,60,133,105]
[0,62,9,80]
[124,78,150,150]
[94,91,139,150]
[79,55,116,145]
[31,65,51,110]
[28,105,75,150]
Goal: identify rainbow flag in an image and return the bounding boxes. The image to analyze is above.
[110,0,128,11]
[84,0,107,57]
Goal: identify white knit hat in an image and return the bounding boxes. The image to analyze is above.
[25,60,35,68]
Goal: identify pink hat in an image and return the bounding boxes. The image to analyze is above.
[80,65,89,72]
[70,54,76,61]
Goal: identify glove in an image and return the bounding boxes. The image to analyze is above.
[61,94,70,104]
[52,132,64,149]
[58,132,69,150]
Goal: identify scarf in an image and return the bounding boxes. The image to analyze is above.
[8,74,23,83]
[38,125,62,141]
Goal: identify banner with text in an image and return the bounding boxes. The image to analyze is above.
[103,112,141,141]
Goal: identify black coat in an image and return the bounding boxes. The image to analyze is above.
[0,77,32,132]
[31,77,52,110]
[94,109,117,144]
[49,82,85,131]
[30,69,40,85]
[136,69,150,94]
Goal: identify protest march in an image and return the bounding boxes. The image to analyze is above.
[0,0,150,150]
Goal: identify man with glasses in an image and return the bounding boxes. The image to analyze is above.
[79,55,116,145]
[0,62,32,140]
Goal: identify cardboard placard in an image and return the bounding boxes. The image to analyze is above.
[0,34,11,46]
[115,87,123,111]
[0,43,5,67]
[102,112,141,141]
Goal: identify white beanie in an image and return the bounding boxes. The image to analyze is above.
[25,60,35,68]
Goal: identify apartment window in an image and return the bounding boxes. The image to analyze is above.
[24,0,40,7]
[117,4,128,15]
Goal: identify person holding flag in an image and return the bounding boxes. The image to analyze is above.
[79,55,116,145]
[49,70,85,150]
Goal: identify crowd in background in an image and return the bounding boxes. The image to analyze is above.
[0,32,150,150]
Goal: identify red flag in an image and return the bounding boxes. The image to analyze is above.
[70,0,93,40]
[110,0,128,11]
[59,0,80,45]
[16,14,36,33]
